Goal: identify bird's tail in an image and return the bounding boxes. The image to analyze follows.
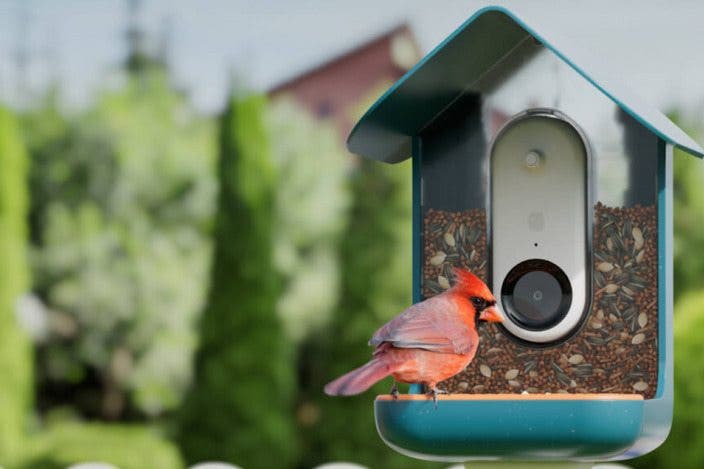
[324,358,394,396]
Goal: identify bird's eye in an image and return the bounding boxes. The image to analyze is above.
[470,297,486,311]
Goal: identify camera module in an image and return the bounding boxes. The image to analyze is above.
[501,259,572,331]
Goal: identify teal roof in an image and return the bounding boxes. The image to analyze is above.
[347,6,704,163]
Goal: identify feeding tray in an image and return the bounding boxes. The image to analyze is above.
[375,393,644,461]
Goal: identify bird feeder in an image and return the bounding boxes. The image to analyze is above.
[346,6,703,462]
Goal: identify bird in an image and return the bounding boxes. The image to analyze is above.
[324,267,503,403]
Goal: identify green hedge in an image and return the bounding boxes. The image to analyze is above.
[0,105,33,466]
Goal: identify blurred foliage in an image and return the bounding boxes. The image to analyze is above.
[670,117,704,297]
[268,99,350,343]
[178,94,297,468]
[298,158,439,468]
[22,421,182,469]
[631,290,704,468]
[23,72,216,419]
[630,112,704,467]
[0,106,33,466]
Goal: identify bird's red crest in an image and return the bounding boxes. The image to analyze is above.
[452,267,493,298]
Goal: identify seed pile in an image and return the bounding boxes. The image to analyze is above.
[423,204,659,398]
[422,208,487,298]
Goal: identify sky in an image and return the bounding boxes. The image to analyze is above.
[0,0,702,117]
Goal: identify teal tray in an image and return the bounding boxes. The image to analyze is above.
[374,394,644,461]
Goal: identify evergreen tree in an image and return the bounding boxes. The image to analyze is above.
[0,105,32,464]
[299,158,440,468]
[178,94,296,467]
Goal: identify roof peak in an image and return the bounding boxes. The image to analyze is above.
[347,5,704,162]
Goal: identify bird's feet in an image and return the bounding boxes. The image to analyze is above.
[390,382,400,400]
[426,386,448,409]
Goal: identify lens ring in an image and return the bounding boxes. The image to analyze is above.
[501,259,572,331]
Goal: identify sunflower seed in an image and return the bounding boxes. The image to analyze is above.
[443,264,454,280]
[444,232,456,247]
[472,384,486,392]
[632,333,646,345]
[633,227,644,250]
[604,284,619,294]
[430,251,447,266]
[505,369,519,380]
[508,380,521,388]
[587,336,606,345]
[623,219,632,240]
[633,381,649,391]
[479,364,492,378]
[468,227,481,244]
[568,354,585,365]
[598,262,615,272]
[556,372,571,386]
[636,250,645,263]
[438,275,451,290]
[638,312,648,328]
[595,271,605,287]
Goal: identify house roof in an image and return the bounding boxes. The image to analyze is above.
[347,5,704,163]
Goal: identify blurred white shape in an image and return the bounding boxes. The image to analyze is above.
[314,463,368,469]
[66,463,119,469]
[189,463,242,469]
[445,465,466,469]
[592,465,632,469]
[15,293,49,342]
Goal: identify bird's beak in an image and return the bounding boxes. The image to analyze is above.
[479,304,504,323]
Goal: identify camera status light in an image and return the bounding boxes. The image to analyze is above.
[525,150,542,168]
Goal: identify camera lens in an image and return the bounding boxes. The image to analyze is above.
[501,259,572,331]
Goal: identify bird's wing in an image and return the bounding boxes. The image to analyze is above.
[369,295,474,355]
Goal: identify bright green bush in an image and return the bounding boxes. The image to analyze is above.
[25,73,216,418]
[23,422,183,469]
[268,99,350,343]
[178,94,296,468]
[0,105,33,466]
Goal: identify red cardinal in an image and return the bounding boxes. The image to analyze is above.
[324,268,503,402]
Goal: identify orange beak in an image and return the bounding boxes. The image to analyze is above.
[479,304,504,323]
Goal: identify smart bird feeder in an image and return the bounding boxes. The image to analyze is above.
[346,5,703,462]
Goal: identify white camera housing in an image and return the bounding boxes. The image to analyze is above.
[491,109,591,343]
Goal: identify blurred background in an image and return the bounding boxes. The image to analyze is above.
[0,0,702,468]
